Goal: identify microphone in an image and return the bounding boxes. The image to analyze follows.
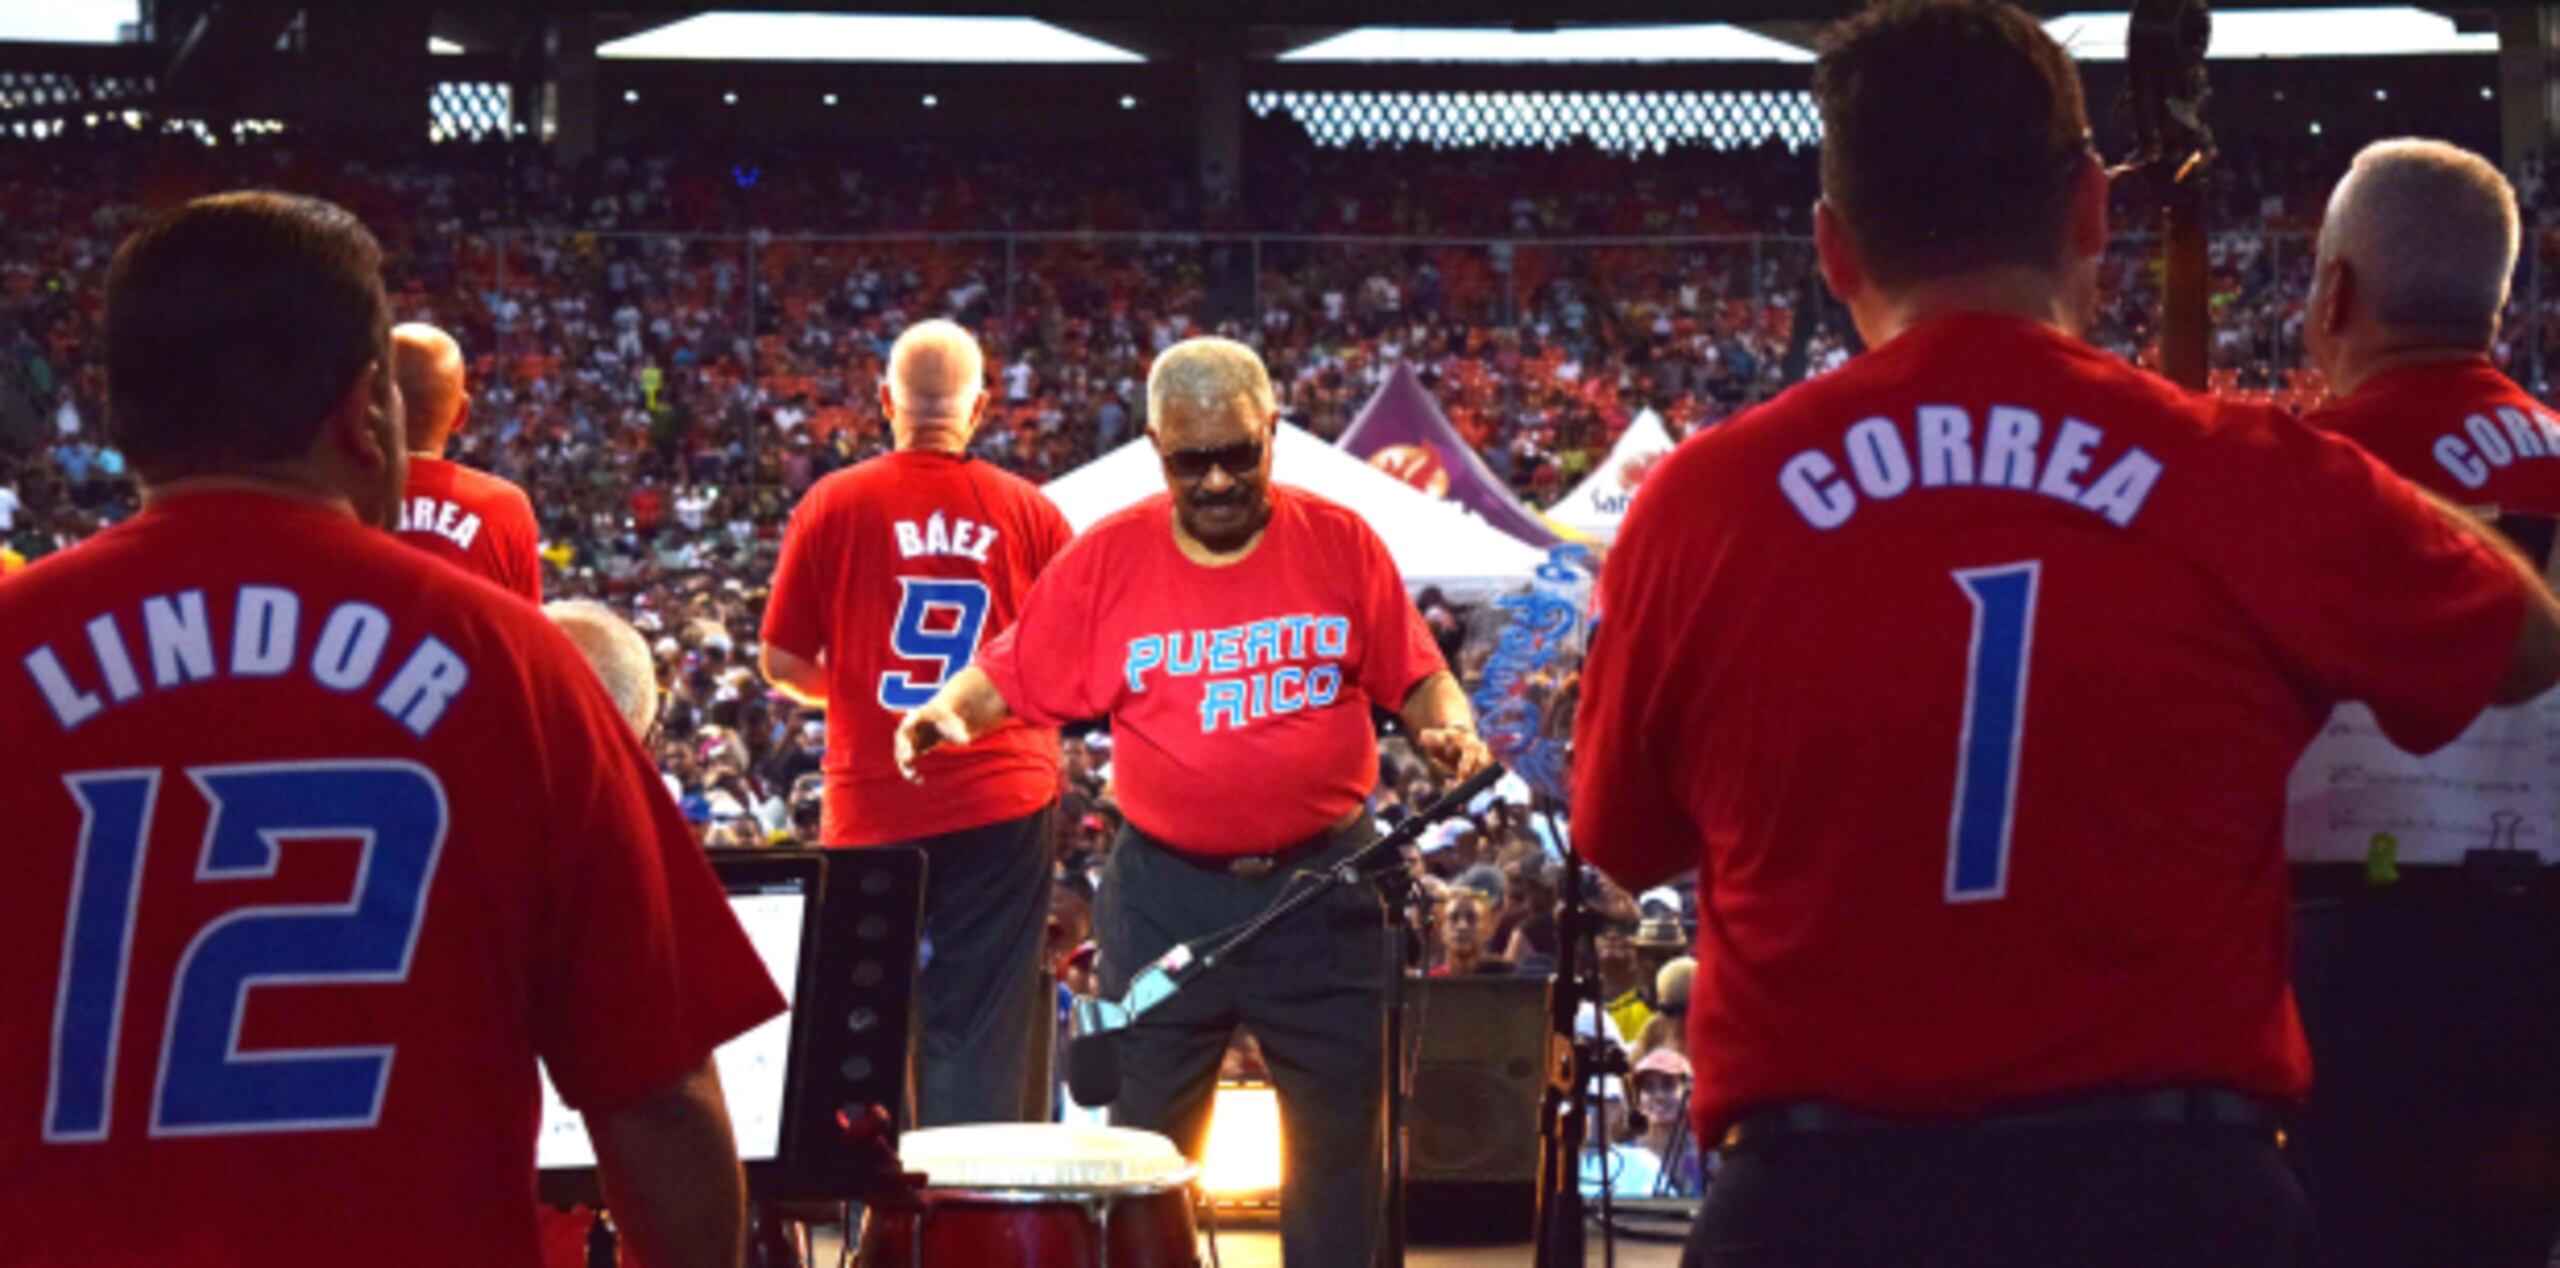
[1067,1029,1123,1107]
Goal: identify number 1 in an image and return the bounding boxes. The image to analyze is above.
[1948,562,2040,903]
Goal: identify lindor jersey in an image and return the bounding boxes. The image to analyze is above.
[0,490,783,1268]
[976,485,1446,853]
[1573,314,2526,1141]
[2308,358,2560,515]
[762,450,1072,845]
[396,455,544,602]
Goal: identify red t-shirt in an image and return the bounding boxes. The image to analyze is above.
[1573,314,2525,1141]
[0,489,783,1268]
[761,450,1072,846]
[2307,358,2560,515]
[977,485,1447,854]
[396,455,545,603]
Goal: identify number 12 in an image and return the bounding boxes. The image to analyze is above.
[1947,562,2040,904]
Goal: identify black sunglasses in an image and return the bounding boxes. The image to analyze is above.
[1162,439,1263,481]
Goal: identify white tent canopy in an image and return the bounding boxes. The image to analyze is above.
[1043,423,1547,602]
[1548,409,1678,544]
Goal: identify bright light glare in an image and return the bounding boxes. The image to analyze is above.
[2043,7,2495,61]
[601,13,1140,63]
[0,0,136,43]
[1286,24,1813,64]
[1200,1083,1283,1199]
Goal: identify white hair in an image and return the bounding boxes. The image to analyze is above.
[2320,138,2519,341]
[545,600,659,739]
[886,318,985,423]
[1147,336,1276,426]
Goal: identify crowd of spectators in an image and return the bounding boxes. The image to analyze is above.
[4,127,2553,1193]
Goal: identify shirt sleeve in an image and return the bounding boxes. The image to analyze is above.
[976,533,1111,727]
[528,629,786,1112]
[759,494,830,660]
[504,490,544,604]
[1571,468,1710,890]
[1350,516,1448,709]
[2192,405,2527,755]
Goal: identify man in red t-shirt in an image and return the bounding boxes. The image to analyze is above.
[2291,139,2560,1268]
[0,193,781,1268]
[1571,7,2560,1266]
[761,319,1072,1128]
[897,337,1490,1268]
[391,323,543,602]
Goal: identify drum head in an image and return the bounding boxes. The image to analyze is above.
[899,1124,1195,1190]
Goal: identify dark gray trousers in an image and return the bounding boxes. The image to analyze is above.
[904,803,1057,1128]
[1094,820,1388,1268]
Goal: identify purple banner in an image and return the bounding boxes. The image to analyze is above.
[1335,364,1563,549]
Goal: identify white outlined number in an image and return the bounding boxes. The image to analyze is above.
[45,760,448,1141]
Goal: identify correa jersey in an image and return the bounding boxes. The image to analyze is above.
[396,454,544,603]
[976,485,1447,854]
[1573,313,2525,1142]
[2307,358,2560,515]
[0,489,783,1268]
[762,450,1073,846]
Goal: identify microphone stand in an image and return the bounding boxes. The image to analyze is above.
[1069,764,1505,1268]
[1532,792,1621,1268]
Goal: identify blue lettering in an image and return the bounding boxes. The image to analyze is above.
[1250,672,1269,718]
[1307,665,1342,708]
[1124,636,1164,694]
[1201,680,1249,732]
[1281,615,1313,659]
[1313,618,1350,659]
[1209,628,1244,674]
[1271,667,1306,713]
[1242,620,1283,669]
[1167,632,1204,677]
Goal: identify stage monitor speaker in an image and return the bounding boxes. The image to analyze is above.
[1402,974,1546,1242]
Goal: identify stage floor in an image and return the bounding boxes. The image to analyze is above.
[815,1217,1691,1266]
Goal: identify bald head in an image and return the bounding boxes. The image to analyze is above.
[545,600,659,739]
[883,319,987,455]
[392,323,468,455]
[2318,139,2518,349]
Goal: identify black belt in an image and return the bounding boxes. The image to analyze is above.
[1721,1086,2282,1151]
[1134,822,1350,881]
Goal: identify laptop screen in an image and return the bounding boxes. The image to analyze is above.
[536,876,810,1170]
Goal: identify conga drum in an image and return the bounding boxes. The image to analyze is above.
[857,1124,1201,1268]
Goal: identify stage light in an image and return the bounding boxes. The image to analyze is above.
[1200,1081,1283,1202]
[1121,95,1138,109]
[922,93,940,108]
[2485,86,2497,99]
[2374,89,2388,101]
[724,91,739,105]
[624,90,639,104]
[824,93,839,106]
[2309,121,2323,135]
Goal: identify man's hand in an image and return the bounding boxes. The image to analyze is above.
[1416,724,1494,783]
[893,703,971,781]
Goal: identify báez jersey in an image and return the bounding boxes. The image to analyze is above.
[396,455,544,603]
[0,489,782,1267]
[762,450,1073,846]
[1574,314,2527,1142]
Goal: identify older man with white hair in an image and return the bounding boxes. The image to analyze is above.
[547,600,661,740]
[759,318,1073,1129]
[2305,139,2555,513]
[897,336,1490,1268]
[2293,137,2560,1268]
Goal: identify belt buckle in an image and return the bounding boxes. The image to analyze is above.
[1229,855,1277,880]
